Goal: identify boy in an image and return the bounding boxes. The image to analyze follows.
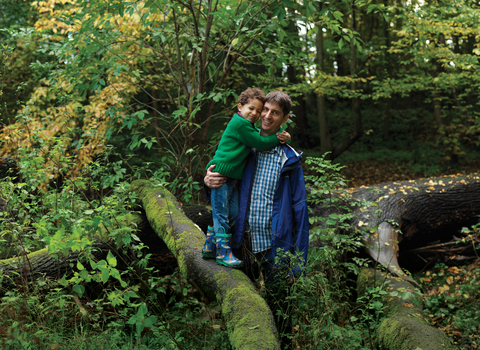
[202,88,290,267]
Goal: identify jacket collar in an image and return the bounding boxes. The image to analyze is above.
[280,144,303,169]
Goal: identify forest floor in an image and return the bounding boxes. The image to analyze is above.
[342,159,480,188]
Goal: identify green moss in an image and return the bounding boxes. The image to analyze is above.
[0,247,49,266]
[378,316,455,350]
[214,271,279,350]
[132,181,205,277]
[358,268,455,350]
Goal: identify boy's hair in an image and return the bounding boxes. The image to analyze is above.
[238,88,266,105]
[265,90,291,117]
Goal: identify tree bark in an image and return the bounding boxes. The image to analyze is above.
[286,24,309,148]
[0,243,110,282]
[311,174,480,283]
[331,1,363,160]
[315,8,332,158]
[129,180,281,350]
[0,213,144,282]
[383,99,392,140]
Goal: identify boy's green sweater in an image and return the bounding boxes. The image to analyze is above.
[206,114,282,180]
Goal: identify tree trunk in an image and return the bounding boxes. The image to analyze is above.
[311,174,480,283]
[331,1,363,160]
[0,243,110,282]
[315,8,332,158]
[130,180,281,350]
[383,100,392,140]
[287,52,308,148]
[433,91,443,129]
[151,89,164,150]
[357,268,455,350]
[0,213,144,282]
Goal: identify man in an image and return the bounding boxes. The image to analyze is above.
[204,90,309,346]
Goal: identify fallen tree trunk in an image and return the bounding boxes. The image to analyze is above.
[357,268,455,350]
[0,214,143,282]
[311,173,480,283]
[129,180,280,350]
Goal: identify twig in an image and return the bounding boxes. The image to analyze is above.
[68,285,89,320]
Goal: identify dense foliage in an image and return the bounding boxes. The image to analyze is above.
[1,0,480,348]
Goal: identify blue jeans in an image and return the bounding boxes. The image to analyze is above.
[211,178,239,235]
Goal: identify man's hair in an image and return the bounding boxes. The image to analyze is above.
[238,88,266,105]
[265,90,291,117]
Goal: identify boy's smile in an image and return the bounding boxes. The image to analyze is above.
[238,99,263,124]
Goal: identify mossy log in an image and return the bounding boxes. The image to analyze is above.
[129,180,280,350]
[311,173,480,282]
[0,214,143,282]
[357,268,455,350]
[0,243,110,282]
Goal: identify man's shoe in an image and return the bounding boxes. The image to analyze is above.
[216,231,243,268]
[202,226,216,259]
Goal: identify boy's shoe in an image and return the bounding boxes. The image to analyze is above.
[216,231,243,268]
[202,226,216,259]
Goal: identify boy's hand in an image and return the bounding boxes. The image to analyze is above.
[276,130,291,144]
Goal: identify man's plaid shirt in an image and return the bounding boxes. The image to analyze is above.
[248,145,283,253]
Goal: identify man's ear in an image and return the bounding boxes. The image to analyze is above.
[283,114,290,124]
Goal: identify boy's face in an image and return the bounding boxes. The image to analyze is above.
[238,99,263,124]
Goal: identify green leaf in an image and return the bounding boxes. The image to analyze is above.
[138,303,148,317]
[77,261,85,270]
[333,11,343,21]
[143,315,157,328]
[101,269,110,284]
[213,92,223,102]
[126,314,137,325]
[107,250,117,267]
[190,105,201,119]
[73,284,85,298]
[373,301,383,310]
[338,38,344,49]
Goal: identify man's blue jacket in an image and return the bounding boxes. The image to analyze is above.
[232,144,309,276]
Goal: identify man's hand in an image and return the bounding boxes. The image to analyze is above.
[204,165,227,189]
[276,130,291,144]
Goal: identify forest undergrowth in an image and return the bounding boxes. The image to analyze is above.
[1,144,479,349]
[414,260,480,350]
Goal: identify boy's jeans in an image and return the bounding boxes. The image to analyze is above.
[211,178,239,235]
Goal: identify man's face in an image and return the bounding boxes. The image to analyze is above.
[260,101,289,136]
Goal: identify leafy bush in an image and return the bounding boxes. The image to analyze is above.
[0,134,229,349]
[288,155,385,349]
